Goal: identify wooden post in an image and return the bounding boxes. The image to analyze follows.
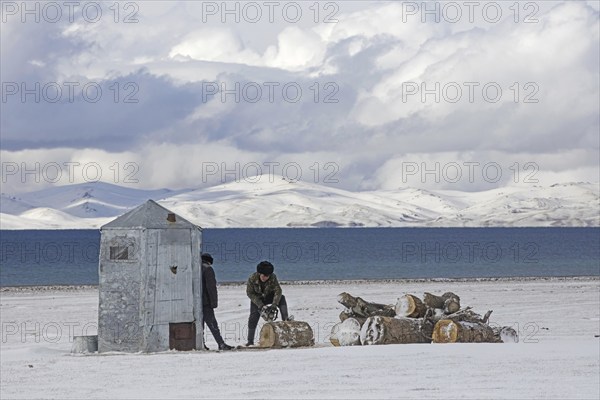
[259,321,314,348]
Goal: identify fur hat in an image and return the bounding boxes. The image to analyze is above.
[256,261,274,276]
[201,253,214,264]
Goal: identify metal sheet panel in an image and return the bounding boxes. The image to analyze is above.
[98,230,142,352]
[102,200,200,229]
[154,229,194,324]
[139,229,158,351]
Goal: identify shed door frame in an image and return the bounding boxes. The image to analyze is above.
[151,229,194,324]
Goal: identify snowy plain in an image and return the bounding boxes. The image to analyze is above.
[1,277,599,399]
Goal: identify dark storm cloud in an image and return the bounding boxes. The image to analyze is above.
[1,1,598,192]
[1,71,205,151]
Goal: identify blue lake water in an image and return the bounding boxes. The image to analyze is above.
[0,228,598,286]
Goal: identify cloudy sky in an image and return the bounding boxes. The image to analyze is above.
[1,0,599,193]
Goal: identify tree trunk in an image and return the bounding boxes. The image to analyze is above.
[259,321,314,348]
[330,318,362,346]
[432,319,497,343]
[338,292,396,318]
[423,292,461,314]
[360,316,433,345]
[395,294,427,318]
[423,292,445,309]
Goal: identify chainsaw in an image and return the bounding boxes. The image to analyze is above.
[260,304,279,322]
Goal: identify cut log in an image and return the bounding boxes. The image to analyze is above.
[339,310,350,322]
[360,316,433,345]
[395,294,427,318]
[444,297,461,314]
[423,292,445,309]
[338,292,396,318]
[423,292,461,314]
[432,319,497,343]
[492,326,519,343]
[330,318,362,346]
[339,311,367,326]
[259,321,314,348]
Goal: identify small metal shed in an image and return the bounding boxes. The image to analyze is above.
[97,200,203,352]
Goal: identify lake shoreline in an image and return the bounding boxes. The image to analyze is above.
[2,275,598,292]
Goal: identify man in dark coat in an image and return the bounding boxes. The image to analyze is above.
[202,253,233,350]
[245,260,290,346]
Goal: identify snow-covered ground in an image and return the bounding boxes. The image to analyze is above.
[1,179,599,229]
[1,277,599,399]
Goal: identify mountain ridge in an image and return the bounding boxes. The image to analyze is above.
[1,178,598,229]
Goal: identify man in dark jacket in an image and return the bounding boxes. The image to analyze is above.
[245,260,290,346]
[201,253,233,351]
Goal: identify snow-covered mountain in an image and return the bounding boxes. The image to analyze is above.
[0,182,190,229]
[0,179,598,229]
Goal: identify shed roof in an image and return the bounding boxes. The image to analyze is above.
[101,199,200,230]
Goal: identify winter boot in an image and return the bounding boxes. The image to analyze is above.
[279,303,291,321]
[218,343,234,351]
[247,327,256,346]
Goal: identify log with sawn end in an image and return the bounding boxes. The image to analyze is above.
[360,316,433,345]
[395,294,427,318]
[423,292,461,314]
[259,321,314,348]
[432,319,498,343]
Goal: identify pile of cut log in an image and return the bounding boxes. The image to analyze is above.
[330,292,518,346]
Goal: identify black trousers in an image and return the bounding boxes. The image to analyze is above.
[203,305,225,346]
[247,294,288,344]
